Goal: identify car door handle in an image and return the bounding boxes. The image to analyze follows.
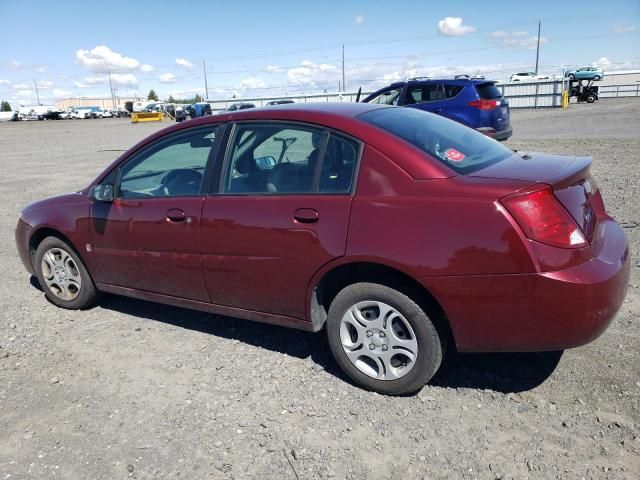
[294,208,319,224]
[166,208,186,222]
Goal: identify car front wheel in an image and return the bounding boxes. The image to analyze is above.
[326,282,443,395]
[568,74,575,80]
[34,236,99,309]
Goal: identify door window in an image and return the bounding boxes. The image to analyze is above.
[404,84,445,104]
[368,88,402,105]
[118,126,220,198]
[223,123,359,194]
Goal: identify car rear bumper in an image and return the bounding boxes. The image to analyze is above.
[477,126,513,141]
[422,219,629,352]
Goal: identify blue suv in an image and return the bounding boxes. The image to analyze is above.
[362,77,512,141]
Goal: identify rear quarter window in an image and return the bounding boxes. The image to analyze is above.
[476,83,502,100]
[358,107,512,174]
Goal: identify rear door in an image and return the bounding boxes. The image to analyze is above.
[200,122,361,319]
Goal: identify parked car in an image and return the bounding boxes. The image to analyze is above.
[95,109,113,118]
[510,72,550,82]
[266,100,295,106]
[226,102,255,111]
[565,67,604,81]
[175,103,211,122]
[362,77,512,141]
[15,103,629,395]
[174,104,193,122]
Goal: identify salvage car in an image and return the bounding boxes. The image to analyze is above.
[15,103,629,395]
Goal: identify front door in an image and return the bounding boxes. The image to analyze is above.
[90,124,222,301]
[201,122,361,319]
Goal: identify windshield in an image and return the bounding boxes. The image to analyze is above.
[358,107,513,174]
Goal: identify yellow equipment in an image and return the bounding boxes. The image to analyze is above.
[131,112,164,123]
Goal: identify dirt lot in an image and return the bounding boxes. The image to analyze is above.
[1,99,639,480]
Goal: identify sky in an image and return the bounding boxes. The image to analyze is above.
[0,0,638,106]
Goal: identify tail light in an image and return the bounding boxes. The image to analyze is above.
[468,99,500,111]
[500,186,587,249]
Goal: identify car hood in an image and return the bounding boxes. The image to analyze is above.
[468,152,582,183]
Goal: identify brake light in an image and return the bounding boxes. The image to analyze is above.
[500,186,587,248]
[468,99,500,110]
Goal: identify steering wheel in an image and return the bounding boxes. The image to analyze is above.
[161,169,203,196]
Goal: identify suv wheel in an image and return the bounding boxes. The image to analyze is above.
[326,282,443,395]
[34,236,99,309]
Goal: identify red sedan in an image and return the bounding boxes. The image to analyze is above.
[15,103,629,395]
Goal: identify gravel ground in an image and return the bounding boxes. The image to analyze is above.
[1,99,639,480]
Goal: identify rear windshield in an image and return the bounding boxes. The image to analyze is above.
[358,107,512,174]
[476,82,502,100]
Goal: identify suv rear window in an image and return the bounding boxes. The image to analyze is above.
[476,82,502,100]
[358,107,512,174]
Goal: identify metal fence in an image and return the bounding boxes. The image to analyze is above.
[209,80,638,111]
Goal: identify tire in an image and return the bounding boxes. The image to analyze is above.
[34,236,99,309]
[326,282,443,395]
[593,75,601,81]
[586,94,596,103]
[568,74,575,80]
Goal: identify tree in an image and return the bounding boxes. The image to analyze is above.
[194,94,203,102]
[0,100,11,112]
[147,89,158,101]
[167,95,176,103]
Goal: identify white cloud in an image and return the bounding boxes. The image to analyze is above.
[18,89,33,96]
[264,64,284,73]
[158,73,178,83]
[140,64,155,72]
[37,80,54,89]
[240,77,267,89]
[437,17,476,36]
[83,76,106,85]
[355,14,364,25]
[288,60,339,85]
[175,58,193,70]
[10,60,21,70]
[0,79,10,85]
[12,83,29,89]
[490,31,547,50]
[592,57,611,68]
[36,66,47,73]
[111,73,138,86]
[613,23,636,33]
[73,80,91,88]
[76,45,140,72]
[53,88,72,97]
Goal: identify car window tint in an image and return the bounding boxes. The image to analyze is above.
[368,88,402,105]
[359,107,512,175]
[118,126,219,198]
[405,84,445,104]
[476,83,502,100]
[223,123,358,194]
[444,85,463,99]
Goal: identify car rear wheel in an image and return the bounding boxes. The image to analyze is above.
[568,74,575,80]
[326,282,443,395]
[585,94,597,103]
[35,236,99,309]
[594,75,601,81]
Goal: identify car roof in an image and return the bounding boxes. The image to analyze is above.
[382,78,493,89]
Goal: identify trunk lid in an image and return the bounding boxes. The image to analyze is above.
[473,153,601,242]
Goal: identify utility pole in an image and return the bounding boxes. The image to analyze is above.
[534,19,541,75]
[107,70,115,108]
[341,44,345,92]
[33,78,41,105]
[203,59,209,100]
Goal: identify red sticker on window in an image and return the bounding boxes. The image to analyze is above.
[444,148,465,162]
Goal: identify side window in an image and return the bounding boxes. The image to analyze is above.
[223,123,359,194]
[405,84,445,104]
[368,88,402,105]
[118,126,219,198]
[444,85,463,99]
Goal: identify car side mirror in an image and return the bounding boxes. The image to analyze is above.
[89,184,114,202]
[190,136,213,148]
[255,156,276,170]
